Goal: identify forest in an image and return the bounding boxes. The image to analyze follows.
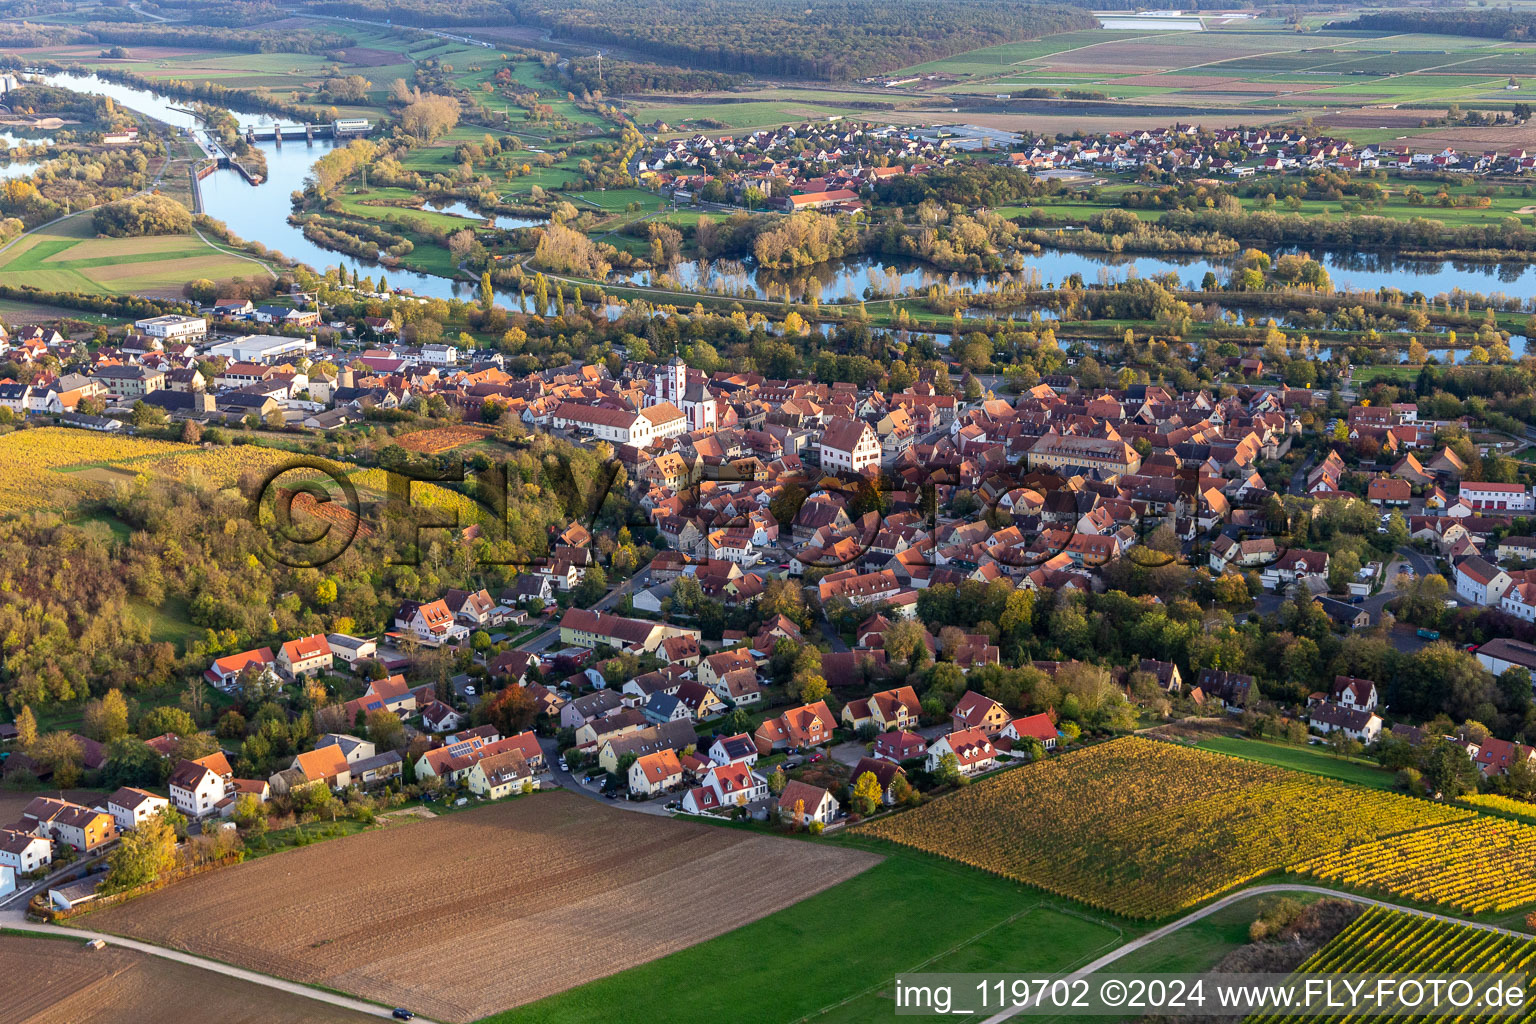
[1330,10,1536,40]
[505,0,1097,80]
[92,194,194,238]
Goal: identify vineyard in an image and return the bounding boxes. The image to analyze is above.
[1244,907,1536,1024]
[1294,817,1536,914]
[1457,793,1536,824]
[857,737,1470,918]
[0,426,188,513]
[146,444,295,489]
[394,424,495,454]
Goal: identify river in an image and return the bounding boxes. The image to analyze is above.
[28,71,1536,314]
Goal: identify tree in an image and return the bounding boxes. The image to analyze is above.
[32,732,84,787]
[84,689,130,742]
[15,705,36,749]
[365,708,406,750]
[850,770,883,815]
[140,706,196,739]
[97,736,160,788]
[794,674,830,704]
[767,766,787,794]
[231,792,265,829]
[400,94,461,142]
[935,751,964,786]
[1420,739,1479,798]
[481,685,538,736]
[101,808,177,894]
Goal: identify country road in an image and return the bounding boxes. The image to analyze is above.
[978,884,1530,1024]
[0,910,445,1023]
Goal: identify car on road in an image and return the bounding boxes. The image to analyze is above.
[1417,628,1441,640]
[558,758,568,772]
[393,1010,416,1020]
[809,752,823,763]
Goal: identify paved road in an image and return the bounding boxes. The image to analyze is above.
[978,884,1530,1024]
[0,909,441,1022]
[536,735,677,816]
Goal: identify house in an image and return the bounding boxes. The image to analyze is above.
[107,787,169,831]
[313,734,375,763]
[841,685,921,733]
[1330,675,1379,712]
[707,733,758,767]
[1318,596,1372,630]
[950,690,1009,736]
[48,878,103,911]
[277,633,332,679]
[1001,712,1058,751]
[874,730,927,763]
[698,761,768,807]
[394,598,470,644]
[1464,735,1536,778]
[0,828,52,873]
[203,647,276,692]
[1193,669,1253,711]
[849,756,905,806]
[776,780,839,825]
[466,749,536,799]
[1367,477,1411,507]
[1137,659,1182,693]
[560,689,627,730]
[1476,637,1536,676]
[559,608,698,654]
[927,727,997,776]
[326,633,377,668]
[350,750,404,787]
[752,700,837,753]
[1460,481,1534,513]
[698,648,758,690]
[168,752,234,817]
[23,798,117,851]
[628,749,685,797]
[342,674,436,721]
[596,719,697,774]
[416,730,541,782]
[289,745,353,791]
[1456,556,1513,606]
[445,588,498,626]
[819,417,881,474]
[420,700,464,733]
[1309,701,1383,743]
[674,679,727,720]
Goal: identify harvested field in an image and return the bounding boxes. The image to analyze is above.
[84,794,879,1022]
[0,934,378,1024]
[336,47,402,67]
[1390,124,1536,151]
[395,423,496,454]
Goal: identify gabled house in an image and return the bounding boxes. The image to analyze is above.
[950,691,1009,736]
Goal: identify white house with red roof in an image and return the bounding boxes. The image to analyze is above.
[204,647,276,692]
[1455,555,1513,606]
[927,727,997,776]
[277,633,332,679]
[1001,712,1058,751]
[1459,481,1534,513]
[394,598,469,644]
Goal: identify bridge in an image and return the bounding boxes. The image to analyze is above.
[241,118,372,142]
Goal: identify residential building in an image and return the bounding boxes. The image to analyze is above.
[776,780,839,825]
[107,787,169,831]
[927,727,997,776]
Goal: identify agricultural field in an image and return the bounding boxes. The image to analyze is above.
[495,837,1143,1024]
[1295,817,1536,914]
[393,423,495,454]
[81,793,879,1023]
[1245,907,1536,1024]
[0,426,188,514]
[0,934,382,1024]
[857,737,1470,918]
[0,213,269,299]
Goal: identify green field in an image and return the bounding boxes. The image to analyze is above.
[0,213,267,296]
[1196,736,1399,790]
[487,838,1144,1024]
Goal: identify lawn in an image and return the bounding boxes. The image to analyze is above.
[485,837,1143,1024]
[567,188,660,212]
[1195,736,1399,791]
[0,213,266,297]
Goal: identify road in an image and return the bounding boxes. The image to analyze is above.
[0,909,443,1022]
[978,883,1531,1024]
[536,735,677,816]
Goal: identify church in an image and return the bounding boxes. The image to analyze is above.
[650,356,717,433]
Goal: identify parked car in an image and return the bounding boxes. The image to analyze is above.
[1417,628,1441,640]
